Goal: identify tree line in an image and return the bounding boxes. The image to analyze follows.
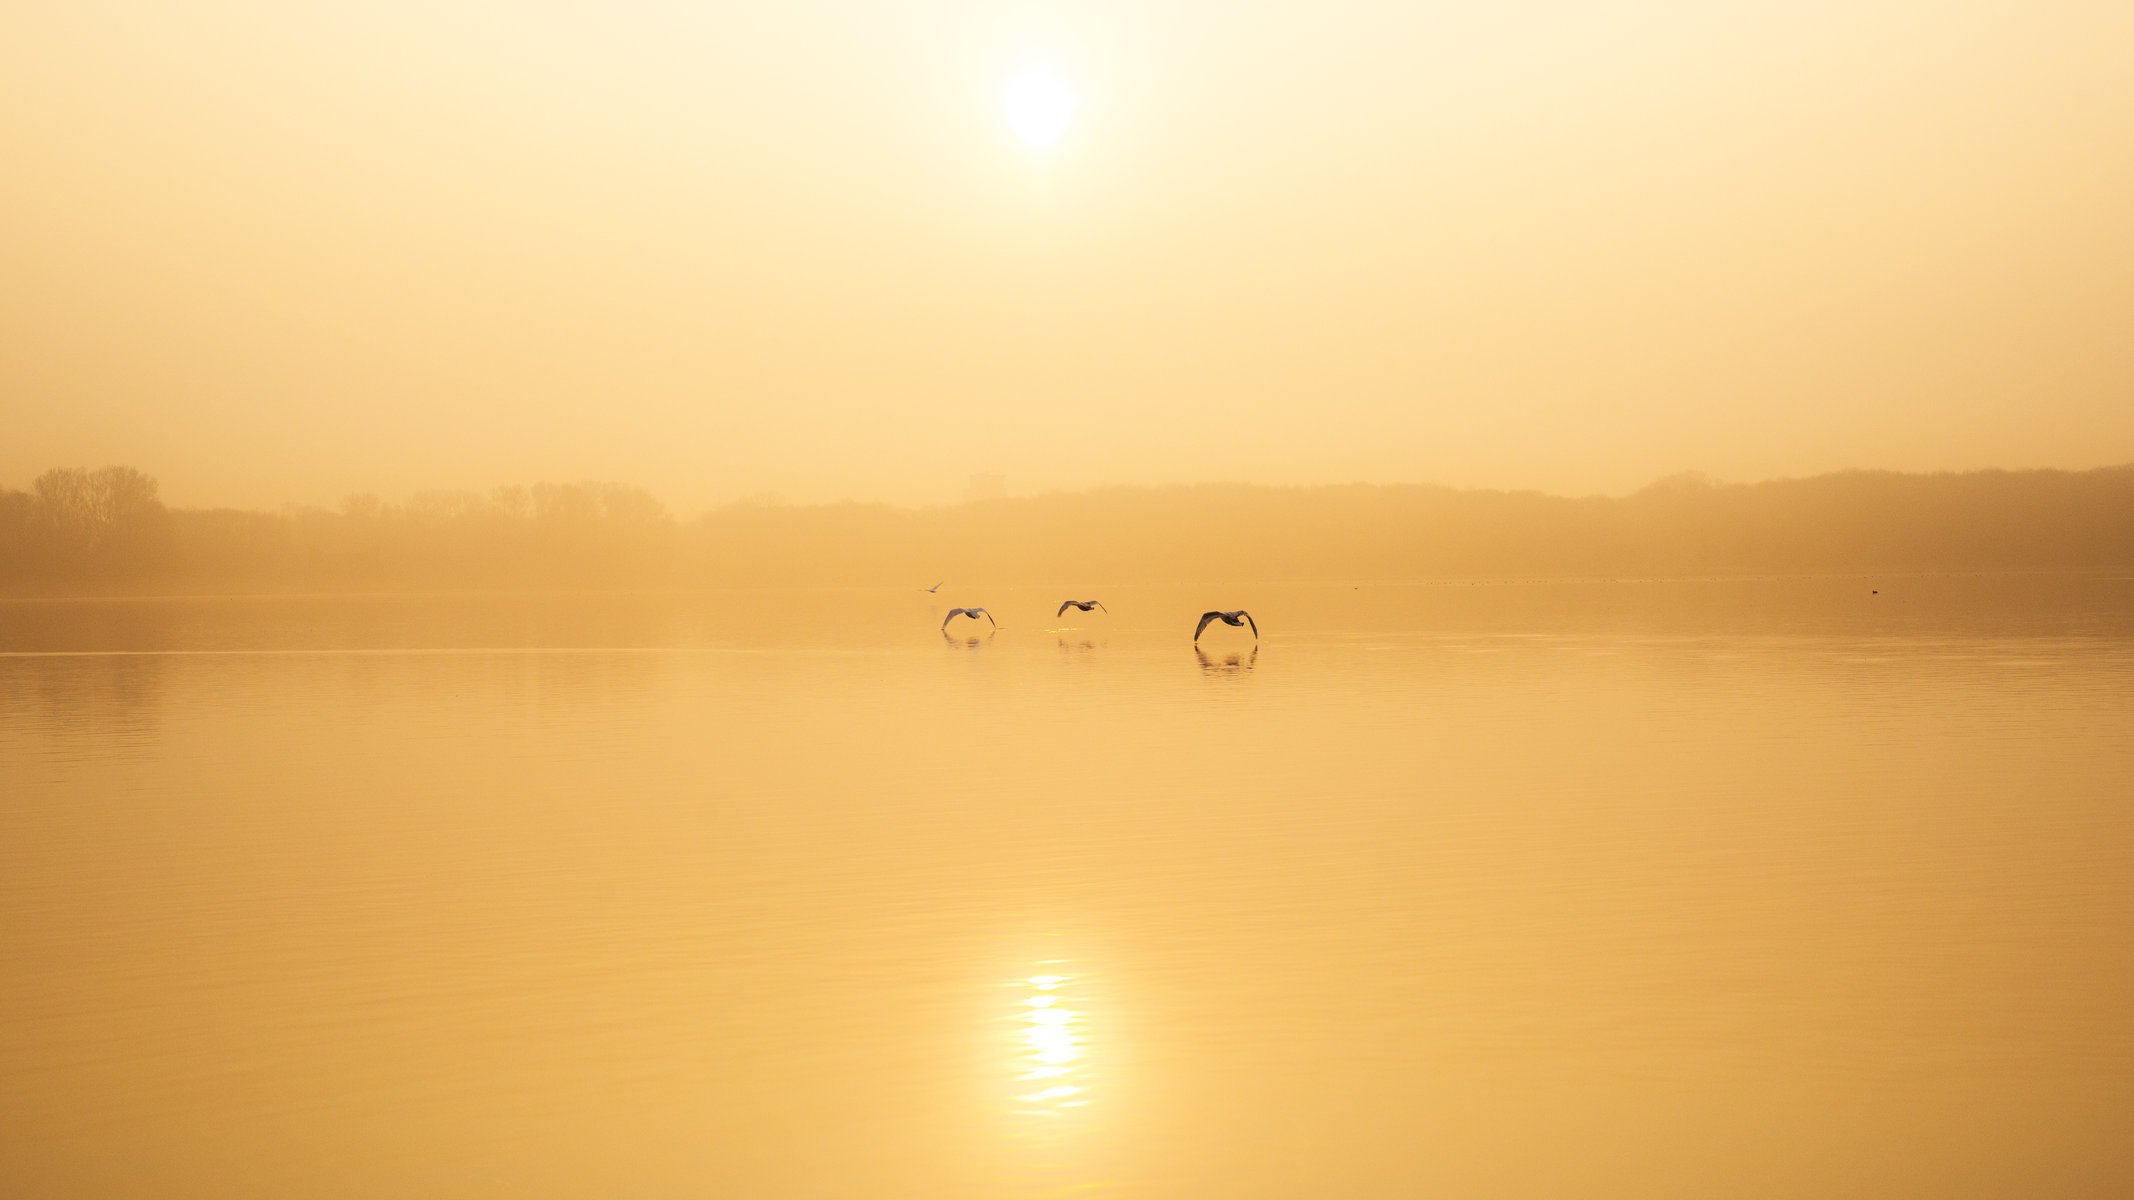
[3,464,2132,594]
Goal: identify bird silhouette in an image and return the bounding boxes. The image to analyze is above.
[924,581,943,593]
[1193,610,1259,641]
[1055,599,1108,617]
[942,607,997,630]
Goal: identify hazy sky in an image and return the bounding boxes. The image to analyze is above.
[5,1,2131,510]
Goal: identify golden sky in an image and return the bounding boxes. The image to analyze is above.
[4,1,2130,509]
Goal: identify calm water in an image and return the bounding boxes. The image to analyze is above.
[4,578,2132,1198]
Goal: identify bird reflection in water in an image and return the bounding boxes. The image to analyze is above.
[1009,965,1089,1119]
[943,630,995,650]
[1056,636,1098,657]
[1195,644,1258,676]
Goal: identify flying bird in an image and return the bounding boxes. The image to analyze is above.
[1194,610,1259,641]
[942,607,997,630]
[925,581,943,592]
[1056,599,1108,617]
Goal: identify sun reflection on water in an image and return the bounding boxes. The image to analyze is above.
[1010,964,1090,1117]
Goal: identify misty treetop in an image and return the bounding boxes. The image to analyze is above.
[3,465,2132,594]
[2,472,676,593]
[0,467,176,582]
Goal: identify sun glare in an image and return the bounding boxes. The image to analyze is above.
[1009,966,1091,1117]
[1002,69,1075,149]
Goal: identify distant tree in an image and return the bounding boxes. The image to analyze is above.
[10,462,2134,595]
[16,465,174,580]
[31,468,97,559]
[90,465,175,571]
[0,486,35,579]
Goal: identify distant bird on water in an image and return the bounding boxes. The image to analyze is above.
[1194,610,1259,642]
[1056,599,1108,617]
[942,607,997,630]
[924,581,943,593]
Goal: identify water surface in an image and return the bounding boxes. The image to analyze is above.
[4,578,2132,1197]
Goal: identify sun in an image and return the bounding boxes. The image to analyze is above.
[1001,69,1075,149]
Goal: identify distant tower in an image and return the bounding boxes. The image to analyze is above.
[965,472,1007,502]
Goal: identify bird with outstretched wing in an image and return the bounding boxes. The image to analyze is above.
[942,607,997,630]
[1193,610,1258,641]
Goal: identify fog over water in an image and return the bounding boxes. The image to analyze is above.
[9,2,2133,1193]
[5,578,2130,1198]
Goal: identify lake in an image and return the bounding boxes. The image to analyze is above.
[4,577,2131,1197]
